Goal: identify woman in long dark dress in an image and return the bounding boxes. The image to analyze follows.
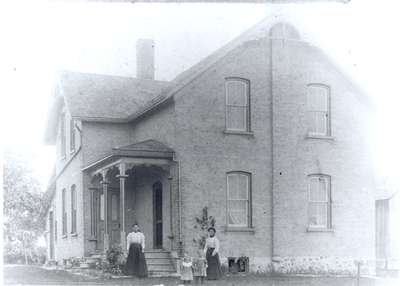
[124,224,148,277]
[203,227,222,280]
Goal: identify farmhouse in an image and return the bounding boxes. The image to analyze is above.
[44,20,379,275]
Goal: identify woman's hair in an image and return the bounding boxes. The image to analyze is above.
[132,223,139,227]
[207,227,216,233]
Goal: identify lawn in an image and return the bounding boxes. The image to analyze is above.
[3,265,395,286]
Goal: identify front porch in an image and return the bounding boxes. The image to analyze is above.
[83,140,181,258]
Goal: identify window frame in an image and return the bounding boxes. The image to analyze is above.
[60,113,66,159]
[226,171,252,228]
[307,174,332,230]
[70,185,77,234]
[306,84,331,137]
[70,118,76,154]
[62,188,67,236]
[225,78,251,133]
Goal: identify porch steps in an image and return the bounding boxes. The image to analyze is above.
[144,249,178,277]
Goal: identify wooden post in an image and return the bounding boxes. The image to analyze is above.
[118,163,128,253]
[356,261,361,286]
[101,170,110,253]
[168,175,173,251]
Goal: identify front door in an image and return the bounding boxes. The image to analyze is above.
[94,189,121,250]
[153,182,163,249]
[108,190,121,247]
[49,211,54,260]
[376,199,390,268]
[94,191,104,250]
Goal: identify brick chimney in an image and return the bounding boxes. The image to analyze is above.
[136,39,155,80]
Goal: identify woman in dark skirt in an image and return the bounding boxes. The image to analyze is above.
[203,227,222,280]
[124,224,148,277]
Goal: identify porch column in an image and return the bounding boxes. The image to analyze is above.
[118,163,128,253]
[101,172,110,252]
[168,176,174,250]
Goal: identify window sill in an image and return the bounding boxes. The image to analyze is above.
[305,134,335,141]
[224,130,254,136]
[306,227,334,232]
[88,237,97,241]
[224,226,255,233]
[71,232,78,237]
[62,234,68,239]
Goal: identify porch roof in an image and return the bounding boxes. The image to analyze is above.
[82,139,174,172]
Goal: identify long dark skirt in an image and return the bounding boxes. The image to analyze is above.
[206,248,222,280]
[124,243,148,277]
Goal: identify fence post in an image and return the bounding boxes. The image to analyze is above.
[354,260,362,286]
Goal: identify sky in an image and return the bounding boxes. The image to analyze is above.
[2,0,400,189]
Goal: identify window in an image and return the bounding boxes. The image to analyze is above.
[111,194,118,221]
[227,172,252,227]
[70,119,75,153]
[225,78,250,132]
[307,84,330,136]
[60,113,66,158]
[54,203,57,241]
[62,188,67,236]
[100,194,104,221]
[55,220,58,241]
[71,185,77,234]
[308,174,332,229]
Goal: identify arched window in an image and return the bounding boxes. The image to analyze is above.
[307,84,331,136]
[70,118,75,153]
[60,113,66,158]
[225,78,250,132]
[62,188,67,236]
[226,171,252,227]
[308,174,332,229]
[71,185,77,234]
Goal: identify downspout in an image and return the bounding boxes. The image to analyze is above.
[269,35,275,270]
[172,155,183,256]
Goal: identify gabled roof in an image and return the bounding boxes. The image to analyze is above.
[44,71,171,144]
[114,139,174,153]
[61,71,171,121]
[43,19,299,145]
[82,139,174,171]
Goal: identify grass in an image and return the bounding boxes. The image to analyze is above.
[3,264,394,286]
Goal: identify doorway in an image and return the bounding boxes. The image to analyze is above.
[376,199,389,268]
[49,211,54,260]
[153,182,163,249]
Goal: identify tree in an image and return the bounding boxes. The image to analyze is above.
[193,207,216,250]
[3,149,51,264]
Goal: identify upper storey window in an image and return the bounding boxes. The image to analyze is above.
[225,78,250,132]
[60,113,66,158]
[70,119,75,153]
[307,84,331,137]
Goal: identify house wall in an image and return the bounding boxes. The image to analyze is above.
[81,122,132,166]
[173,38,274,273]
[270,28,376,274]
[54,152,85,261]
[47,108,85,263]
[46,23,377,275]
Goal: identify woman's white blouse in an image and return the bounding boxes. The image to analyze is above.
[126,231,145,251]
[203,236,220,253]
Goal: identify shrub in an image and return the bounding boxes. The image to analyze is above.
[193,207,216,250]
[102,245,125,275]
